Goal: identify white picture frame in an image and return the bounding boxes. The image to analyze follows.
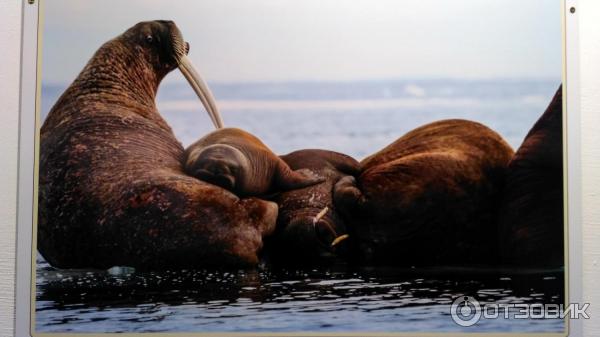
[14,0,583,336]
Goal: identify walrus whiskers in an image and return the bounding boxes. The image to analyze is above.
[178,55,224,129]
[312,206,329,226]
[330,234,349,247]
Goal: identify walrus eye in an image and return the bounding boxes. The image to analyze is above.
[145,35,154,44]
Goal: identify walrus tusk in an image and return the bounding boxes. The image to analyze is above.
[179,55,224,129]
[312,206,329,226]
[331,234,349,247]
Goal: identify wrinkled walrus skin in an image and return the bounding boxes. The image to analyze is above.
[38,21,277,270]
[498,86,564,267]
[265,149,360,265]
[334,119,514,267]
[184,128,323,197]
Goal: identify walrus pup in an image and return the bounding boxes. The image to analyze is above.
[265,149,360,265]
[498,86,564,267]
[38,21,277,269]
[334,119,514,266]
[184,128,323,197]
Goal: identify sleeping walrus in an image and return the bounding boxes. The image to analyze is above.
[184,128,323,197]
[334,119,514,267]
[38,21,277,269]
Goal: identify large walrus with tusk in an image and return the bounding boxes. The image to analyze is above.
[38,21,277,269]
[265,149,360,265]
[334,119,514,267]
[184,128,323,197]
[498,86,564,267]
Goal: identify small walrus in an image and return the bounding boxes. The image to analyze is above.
[38,21,277,269]
[184,128,323,197]
[334,119,514,267]
[265,149,360,265]
[498,86,564,267]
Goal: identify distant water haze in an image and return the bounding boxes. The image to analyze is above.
[42,79,560,159]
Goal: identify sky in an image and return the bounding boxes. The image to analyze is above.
[41,0,562,84]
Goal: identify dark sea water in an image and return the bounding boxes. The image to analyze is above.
[36,256,565,333]
[37,79,565,333]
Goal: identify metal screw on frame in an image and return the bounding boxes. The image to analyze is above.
[570,7,576,14]
[28,0,35,4]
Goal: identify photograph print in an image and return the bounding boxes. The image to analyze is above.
[35,0,565,334]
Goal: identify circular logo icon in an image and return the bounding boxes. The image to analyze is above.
[451,296,482,327]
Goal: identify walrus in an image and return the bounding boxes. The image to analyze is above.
[264,149,360,265]
[184,128,323,197]
[38,21,277,270]
[334,119,514,267]
[498,86,564,267]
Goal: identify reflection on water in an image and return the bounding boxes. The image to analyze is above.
[36,256,564,333]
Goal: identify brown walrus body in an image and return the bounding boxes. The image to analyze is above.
[334,119,514,266]
[265,149,360,265]
[184,128,323,197]
[498,86,564,267]
[38,21,277,270]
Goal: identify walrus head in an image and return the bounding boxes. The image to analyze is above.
[122,20,188,73]
[186,144,249,192]
[118,20,223,128]
[276,207,349,262]
[266,150,360,265]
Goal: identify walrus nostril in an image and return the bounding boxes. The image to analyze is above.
[214,164,231,176]
[195,169,235,190]
[201,159,232,176]
[185,42,190,55]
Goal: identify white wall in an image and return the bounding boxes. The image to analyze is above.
[580,0,600,336]
[0,0,21,336]
[0,1,598,336]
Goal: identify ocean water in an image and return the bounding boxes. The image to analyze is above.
[36,256,564,333]
[37,79,565,333]
[42,79,560,158]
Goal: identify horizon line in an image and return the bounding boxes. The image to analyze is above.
[41,76,562,88]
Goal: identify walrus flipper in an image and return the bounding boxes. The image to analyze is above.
[275,162,325,191]
[333,175,367,214]
[323,151,361,176]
